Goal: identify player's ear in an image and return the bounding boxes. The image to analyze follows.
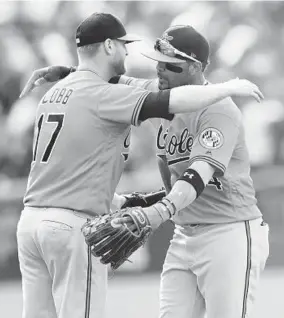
[193,61,203,73]
[187,62,196,76]
[103,39,115,55]
[188,61,201,75]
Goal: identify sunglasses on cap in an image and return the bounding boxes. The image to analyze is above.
[154,38,202,65]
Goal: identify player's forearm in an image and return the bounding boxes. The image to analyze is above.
[142,180,196,229]
[166,180,197,211]
[169,82,233,114]
[166,161,215,211]
[143,161,215,229]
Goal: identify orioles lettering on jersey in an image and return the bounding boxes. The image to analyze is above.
[157,123,194,165]
[167,128,193,158]
[156,124,169,151]
[160,125,194,165]
[157,123,193,165]
[156,122,223,191]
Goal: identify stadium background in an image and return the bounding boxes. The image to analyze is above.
[0,1,284,317]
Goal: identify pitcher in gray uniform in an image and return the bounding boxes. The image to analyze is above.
[17,14,264,318]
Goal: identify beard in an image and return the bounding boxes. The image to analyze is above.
[113,58,126,76]
[158,78,170,90]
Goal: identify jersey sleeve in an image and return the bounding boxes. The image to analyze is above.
[188,104,242,176]
[97,84,150,126]
[119,76,159,92]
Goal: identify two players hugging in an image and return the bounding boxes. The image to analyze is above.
[81,189,167,270]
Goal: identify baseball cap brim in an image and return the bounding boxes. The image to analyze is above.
[141,48,184,63]
[118,33,141,43]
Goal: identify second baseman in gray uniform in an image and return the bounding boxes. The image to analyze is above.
[19,18,265,318]
[114,25,269,318]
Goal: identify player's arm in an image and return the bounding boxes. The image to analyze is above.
[19,66,156,98]
[20,66,263,110]
[19,66,76,98]
[114,105,241,230]
[112,160,215,230]
[143,108,242,228]
[138,79,263,123]
[107,75,262,118]
[110,75,159,91]
[144,160,215,228]
[98,78,263,126]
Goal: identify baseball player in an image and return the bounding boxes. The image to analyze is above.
[17,13,263,318]
[112,26,270,318]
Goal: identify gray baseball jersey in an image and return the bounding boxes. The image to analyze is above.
[118,76,262,224]
[24,71,149,216]
[117,76,268,318]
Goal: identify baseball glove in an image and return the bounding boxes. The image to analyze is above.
[81,207,152,270]
[121,189,166,208]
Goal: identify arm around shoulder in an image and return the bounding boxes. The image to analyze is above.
[168,79,263,114]
[138,79,263,122]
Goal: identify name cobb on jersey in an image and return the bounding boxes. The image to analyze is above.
[42,87,73,105]
[157,123,223,191]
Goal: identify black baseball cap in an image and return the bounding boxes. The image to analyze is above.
[142,25,209,64]
[76,13,141,47]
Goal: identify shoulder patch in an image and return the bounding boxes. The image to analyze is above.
[199,128,223,149]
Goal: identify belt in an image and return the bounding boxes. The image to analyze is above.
[25,206,99,219]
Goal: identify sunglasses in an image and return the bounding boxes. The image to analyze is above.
[165,63,183,73]
[154,38,202,65]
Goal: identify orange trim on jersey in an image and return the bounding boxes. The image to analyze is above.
[125,77,133,85]
[188,156,226,174]
[131,91,151,125]
[85,245,92,318]
[242,221,252,318]
[168,156,190,166]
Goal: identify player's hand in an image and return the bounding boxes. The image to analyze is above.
[19,65,74,98]
[225,78,264,103]
[111,205,164,231]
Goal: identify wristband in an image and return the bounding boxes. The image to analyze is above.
[159,197,177,216]
[151,203,171,222]
[177,168,205,198]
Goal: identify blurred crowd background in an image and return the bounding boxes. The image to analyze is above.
[0,0,284,285]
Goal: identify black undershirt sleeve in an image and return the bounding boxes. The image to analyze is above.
[139,90,174,121]
[108,76,121,84]
[108,77,173,121]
